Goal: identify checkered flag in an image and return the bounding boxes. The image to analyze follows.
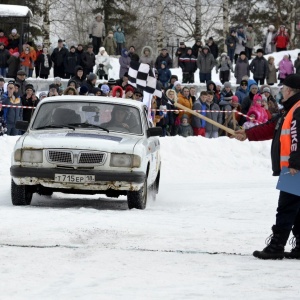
[128,61,162,98]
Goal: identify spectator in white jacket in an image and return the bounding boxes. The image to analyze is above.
[96,47,110,80]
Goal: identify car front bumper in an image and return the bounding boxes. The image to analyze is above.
[11,166,146,191]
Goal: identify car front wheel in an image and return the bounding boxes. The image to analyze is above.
[11,179,33,206]
[127,179,148,210]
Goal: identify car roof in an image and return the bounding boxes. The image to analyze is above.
[40,96,147,110]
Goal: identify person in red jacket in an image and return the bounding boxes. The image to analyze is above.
[273,25,289,52]
[0,29,9,47]
[233,74,300,260]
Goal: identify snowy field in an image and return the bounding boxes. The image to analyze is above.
[1,135,300,299]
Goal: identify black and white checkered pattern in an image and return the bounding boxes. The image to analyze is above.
[128,61,162,98]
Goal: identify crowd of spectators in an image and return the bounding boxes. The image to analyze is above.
[0,21,300,138]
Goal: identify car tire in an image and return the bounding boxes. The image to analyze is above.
[11,179,33,206]
[127,179,147,210]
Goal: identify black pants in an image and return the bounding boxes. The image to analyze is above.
[54,65,65,78]
[99,74,108,80]
[276,191,300,234]
[245,47,252,60]
[220,70,230,84]
[254,77,265,85]
[65,73,75,79]
[116,43,123,55]
[40,74,48,79]
[276,47,287,52]
[182,73,194,83]
[92,36,102,54]
[234,54,239,64]
[84,68,94,77]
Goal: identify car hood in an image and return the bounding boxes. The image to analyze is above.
[21,130,143,153]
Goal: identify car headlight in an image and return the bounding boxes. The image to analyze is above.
[21,150,43,163]
[110,154,141,168]
[14,149,22,161]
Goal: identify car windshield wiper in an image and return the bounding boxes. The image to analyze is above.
[34,124,75,130]
[67,122,109,133]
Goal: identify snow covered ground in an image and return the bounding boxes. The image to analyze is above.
[1,135,300,299]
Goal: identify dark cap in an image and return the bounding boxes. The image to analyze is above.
[7,80,15,86]
[49,83,58,91]
[161,47,167,51]
[108,78,116,85]
[17,70,26,76]
[25,84,34,91]
[180,42,185,45]
[256,48,264,54]
[0,76,4,82]
[58,39,63,43]
[282,74,300,89]
[87,44,93,48]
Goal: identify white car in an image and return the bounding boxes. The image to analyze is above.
[11,96,162,209]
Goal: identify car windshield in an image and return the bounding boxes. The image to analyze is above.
[31,101,143,135]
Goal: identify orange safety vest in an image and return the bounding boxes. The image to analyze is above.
[280,100,300,169]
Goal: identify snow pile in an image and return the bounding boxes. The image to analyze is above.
[1,135,298,299]
[0,4,33,17]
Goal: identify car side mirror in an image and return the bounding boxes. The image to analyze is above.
[15,121,29,131]
[147,127,162,137]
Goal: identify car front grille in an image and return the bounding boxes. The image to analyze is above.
[48,150,73,164]
[79,152,105,164]
[47,150,106,165]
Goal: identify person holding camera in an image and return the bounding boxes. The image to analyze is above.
[96,47,110,80]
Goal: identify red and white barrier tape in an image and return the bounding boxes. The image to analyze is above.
[1,104,36,109]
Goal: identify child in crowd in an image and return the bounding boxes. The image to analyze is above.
[158,61,171,88]
[176,114,193,137]
[243,111,259,129]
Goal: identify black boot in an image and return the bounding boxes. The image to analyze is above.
[285,232,300,259]
[253,225,290,260]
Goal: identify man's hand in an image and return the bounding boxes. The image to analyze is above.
[231,129,247,141]
[290,168,299,176]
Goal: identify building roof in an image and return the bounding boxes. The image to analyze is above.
[0,5,33,18]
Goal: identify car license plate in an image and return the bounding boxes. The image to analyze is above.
[54,174,95,183]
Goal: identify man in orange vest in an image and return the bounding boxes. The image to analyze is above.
[234,74,300,259]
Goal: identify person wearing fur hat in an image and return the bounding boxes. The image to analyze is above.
[89,13,106,55]
[119,49,131,79]
[139,46,154,68]
[81,45,96,76]
[278,54,294,84]
[244,24,257,60]
[167,74,178,90]
[216,53,233,84]
[35,47,52,79]
[234,26,247,63]
[266,56,278,85]
[96,47,110,80]
[273,25,289,52]
[0,42,11,77]
[197,46,215,83]
[249,49,268,85]
[234,51,249,84]
[175,114,193,137]
[7,29,20,52]
[263,25,276,54]
[112,85,123,98]
[103,31,117,56]
[225,29,238,63]
[64,46,80,78]
[114,27,126,55]
[172,81,182,95]
[179,47,197,83]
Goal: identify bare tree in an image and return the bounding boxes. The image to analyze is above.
[222,0,229,52]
